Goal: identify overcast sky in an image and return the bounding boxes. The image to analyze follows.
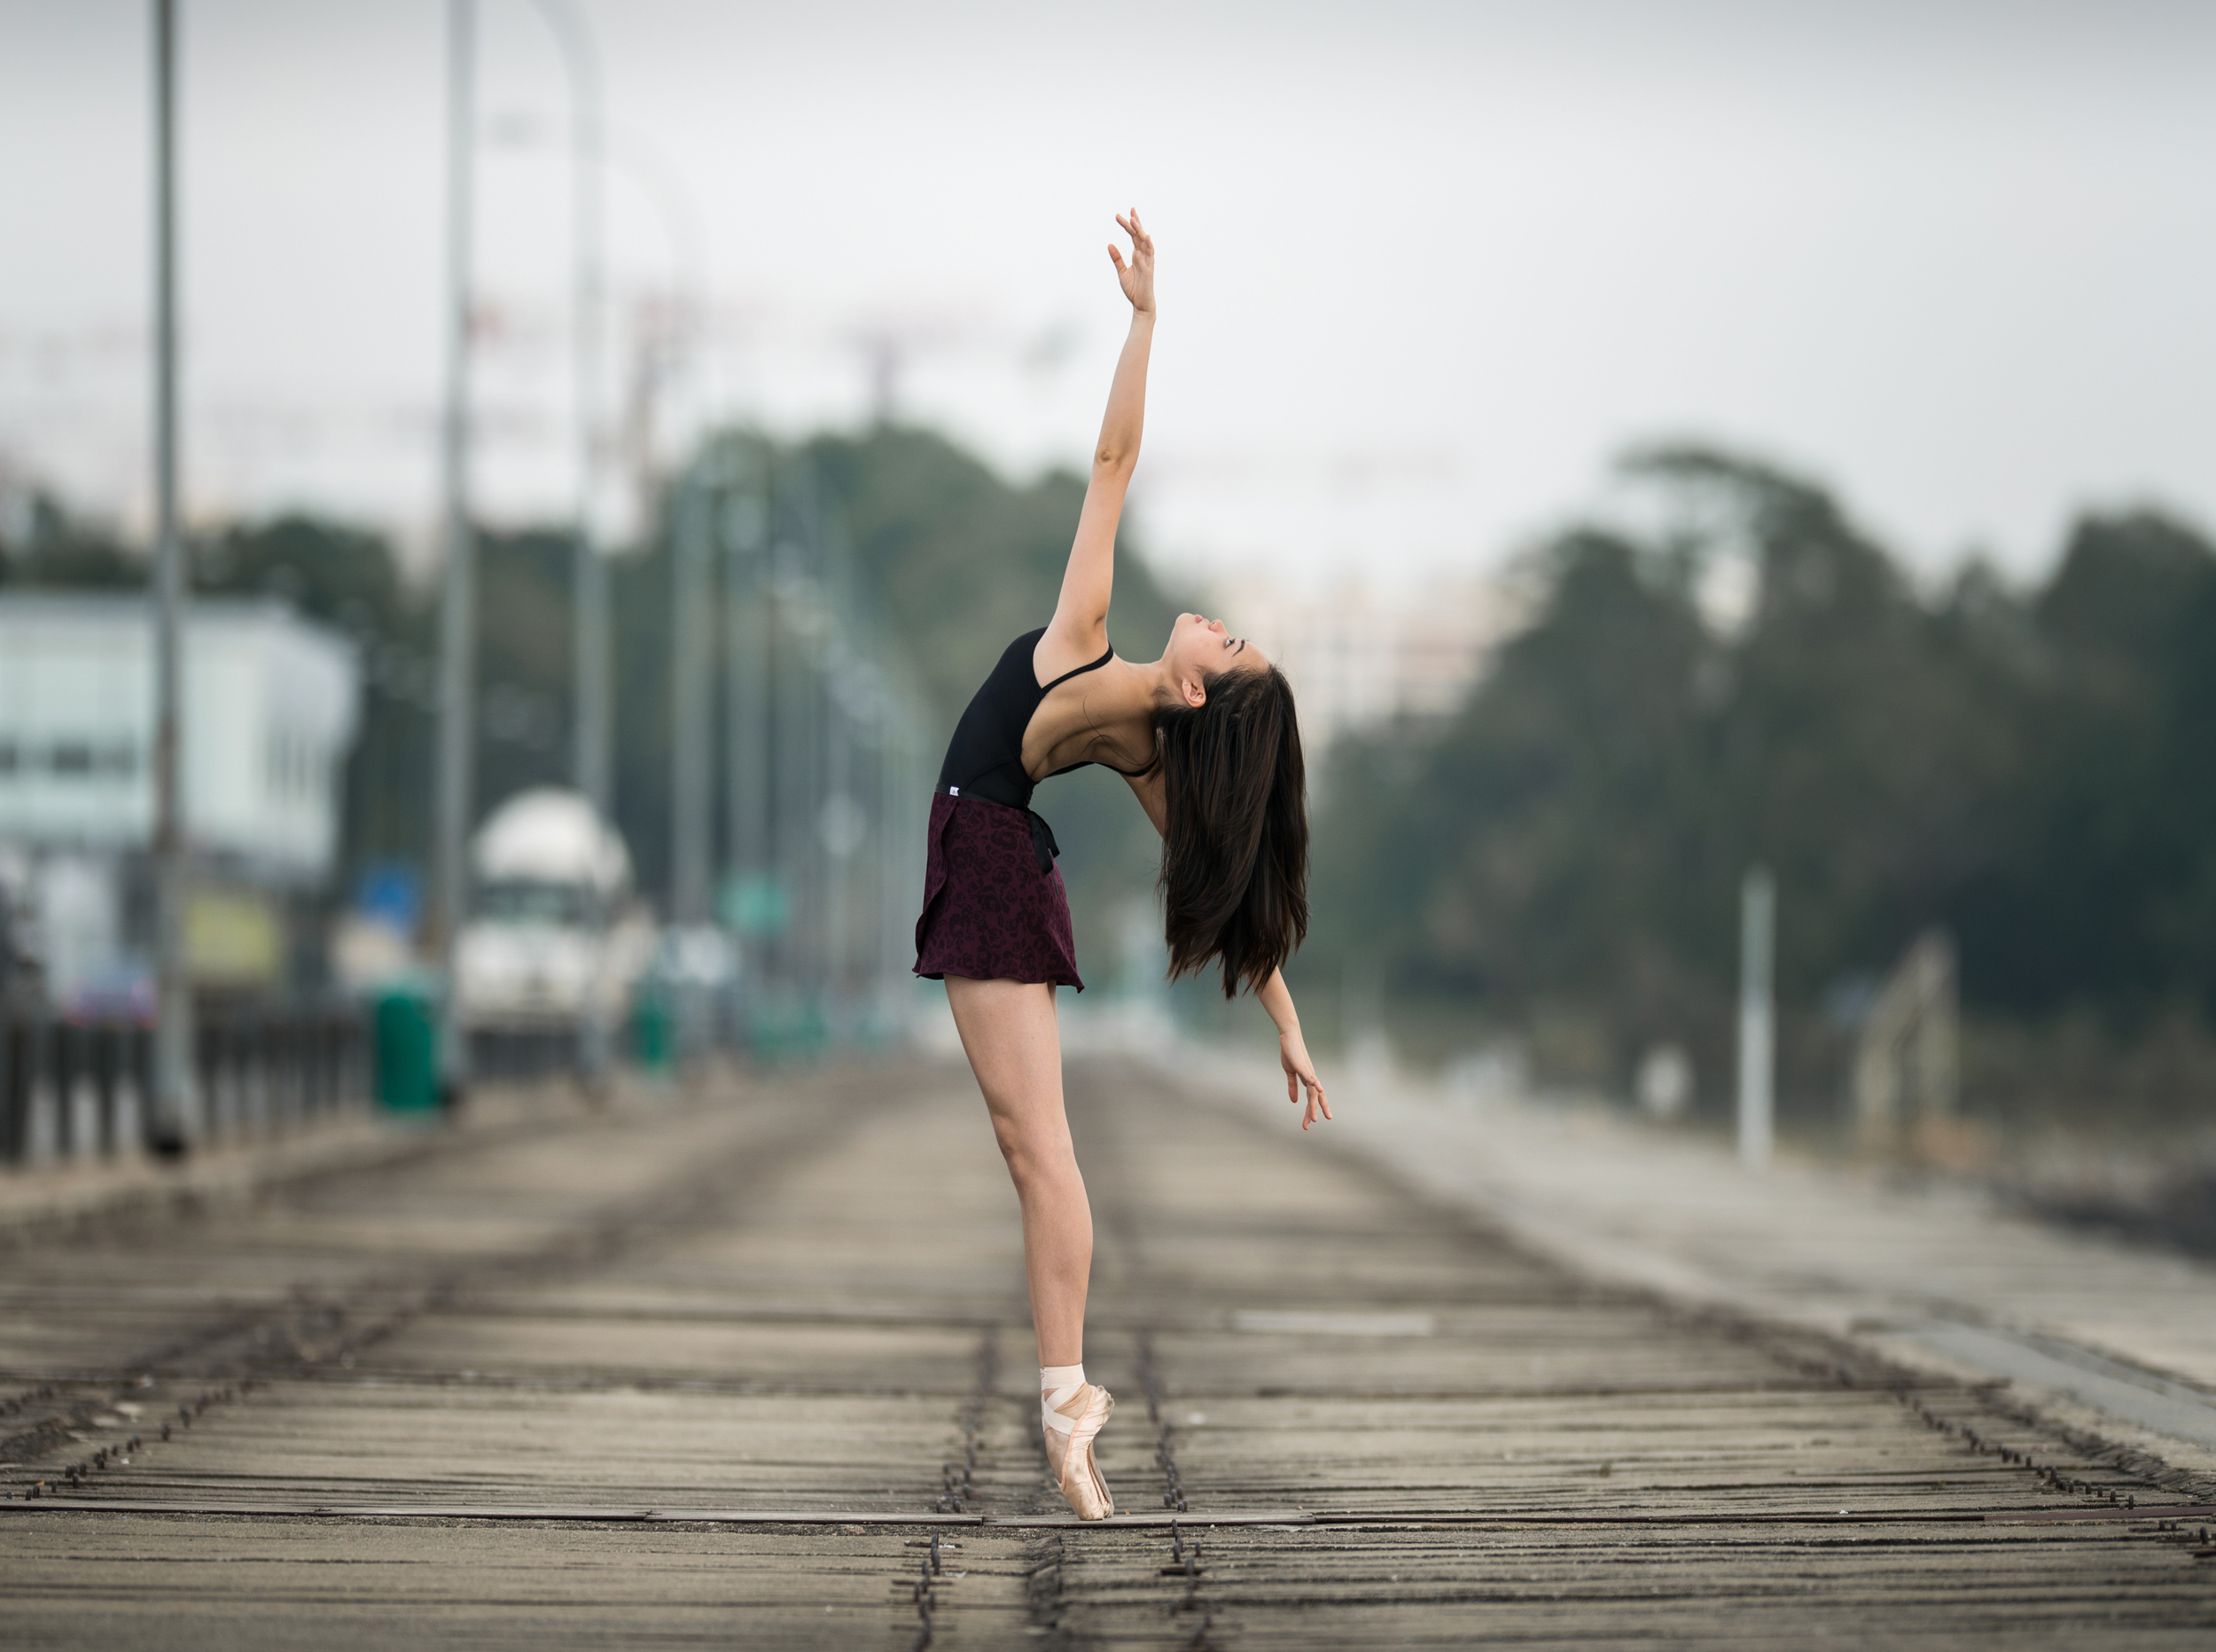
[3,0,2212,594]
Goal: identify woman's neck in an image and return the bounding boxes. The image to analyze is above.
[1132,653,1185,715]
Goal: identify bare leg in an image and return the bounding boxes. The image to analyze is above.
[944,976,1091,1367]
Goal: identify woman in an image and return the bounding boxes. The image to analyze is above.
[913,210,1330,1521]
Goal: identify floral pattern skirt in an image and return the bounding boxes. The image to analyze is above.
[913,793,1084,991]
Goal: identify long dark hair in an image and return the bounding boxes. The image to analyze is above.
[1155,664,1308,997]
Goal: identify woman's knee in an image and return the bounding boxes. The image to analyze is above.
[998,1133,1078,1198]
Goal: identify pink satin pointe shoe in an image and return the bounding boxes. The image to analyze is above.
[1042,1382,1116,1519]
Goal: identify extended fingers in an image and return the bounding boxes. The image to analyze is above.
[1280,1054,1326,1126]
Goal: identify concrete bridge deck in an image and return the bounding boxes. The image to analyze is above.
[3,1056,2212,1648]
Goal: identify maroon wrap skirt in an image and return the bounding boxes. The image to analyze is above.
[913,793,1085,991]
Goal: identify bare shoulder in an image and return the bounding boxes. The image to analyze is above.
[1022,654,1156,780]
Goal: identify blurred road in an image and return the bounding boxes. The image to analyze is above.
[1261,1053,2216,1465]
[3,1056,2212,1647]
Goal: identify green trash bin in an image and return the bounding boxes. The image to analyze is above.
[372,983,440,1114]
[631,978,675,1074]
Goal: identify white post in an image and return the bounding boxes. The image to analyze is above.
[149,0,196,1151]
[1736,866,1775,1171]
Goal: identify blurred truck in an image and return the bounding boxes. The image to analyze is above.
[453,789,654,1076]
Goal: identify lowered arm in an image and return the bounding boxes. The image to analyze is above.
[1124,762,1331,1130]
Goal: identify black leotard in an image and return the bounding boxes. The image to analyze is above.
[935,627,1154,868]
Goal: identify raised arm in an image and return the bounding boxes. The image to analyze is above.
[1042,211,1155,672]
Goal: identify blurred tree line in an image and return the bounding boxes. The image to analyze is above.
[16,430,2212,1121]
[0,426,1182,977]
[1302,448,2216,1128]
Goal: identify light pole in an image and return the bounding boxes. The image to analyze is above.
[1736,865,1775,1171]
[670,467,713,925]
[722,458,769,919]
[876,663,924,1031]
[434,0,478,1098]
[149,0,194,1149]
[792,473,827,1003]
[529,0,611,824]
[770,505,813,1001]
[591,141,712,941]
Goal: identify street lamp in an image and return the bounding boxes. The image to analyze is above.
[485,81,709,937]
[527,0,612,826]
[722,463,769,925]
[434,0,478,1099]
[592,134,712,936]
[670,466,713,925]
[149,0,194,1149]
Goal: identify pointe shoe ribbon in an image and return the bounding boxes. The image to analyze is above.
[1043,1382,1116,1519]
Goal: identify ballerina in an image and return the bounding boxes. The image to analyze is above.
[913,209,1330,1519]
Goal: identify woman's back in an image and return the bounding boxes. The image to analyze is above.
[935,627,1117,810]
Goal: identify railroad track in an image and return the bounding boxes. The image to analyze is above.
[1,1056,2210,1647]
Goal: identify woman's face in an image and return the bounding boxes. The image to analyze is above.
[1166,612,1268,704]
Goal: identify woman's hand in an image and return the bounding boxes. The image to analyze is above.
[1108,209,1154,315]
[1280,1028,1331,1131]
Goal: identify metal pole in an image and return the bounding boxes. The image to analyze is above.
[1918,932,1958,1125]
[819,505,853,1014]
[1736,865,1775,1171]
[671,469,713,925]
[723,466,767,905]
[873,702,900,1023]
[534,0,610,822]
[823,683,849,1008]
[799,489,827,1006]
[149,0,195,1151]
[765,532,789,994]
[773,526,812,999]
[880,688,918,1021]
[434,0,477,1097]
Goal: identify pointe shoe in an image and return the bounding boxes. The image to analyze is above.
[1042,1382,1116,1519]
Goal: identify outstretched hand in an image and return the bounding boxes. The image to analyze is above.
[1280,1029,1331,1131]
[1108,209,1155,314]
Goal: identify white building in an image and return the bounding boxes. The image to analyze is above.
[1207,572,1521,751]
[0,595,358,879]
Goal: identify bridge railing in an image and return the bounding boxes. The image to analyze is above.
[0,999,372,1168]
